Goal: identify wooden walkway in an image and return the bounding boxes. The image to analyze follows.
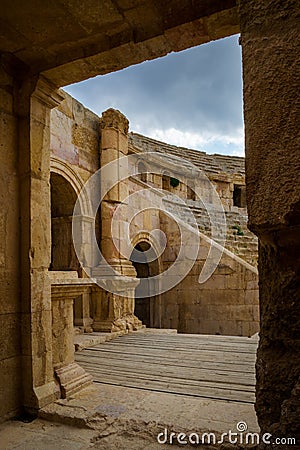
[75,332,258,404]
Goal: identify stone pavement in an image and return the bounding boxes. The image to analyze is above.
[0,419,96,450]
[0,382,259,449]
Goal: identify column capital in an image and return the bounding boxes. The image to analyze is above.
[100,108,129,135]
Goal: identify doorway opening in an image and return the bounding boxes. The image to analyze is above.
[130,241,161,328]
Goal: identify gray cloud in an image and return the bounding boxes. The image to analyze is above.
[65,35,243,155]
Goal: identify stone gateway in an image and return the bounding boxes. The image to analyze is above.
[0,0,299,445]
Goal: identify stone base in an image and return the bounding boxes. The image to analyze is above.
[93,259,137,278]
[55,363,93,399]
[32,381,60,410]
[93,315,144,333]
[74,320,93,334]
[92,320,116,333]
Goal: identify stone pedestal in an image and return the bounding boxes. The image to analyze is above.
[91,269,142,333]
[51,278,94,399]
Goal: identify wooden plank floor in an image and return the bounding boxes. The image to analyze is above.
[75,332,258,404]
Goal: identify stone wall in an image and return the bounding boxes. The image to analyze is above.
[161,249,259,336]
[239,0,300,439]
[0,66,22,421]
[129,133,246,211]
[157,202,259,336]
[50,92,101,274]
[129,133,258,266]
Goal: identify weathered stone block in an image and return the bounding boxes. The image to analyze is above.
[0,313,21,361]
[0,356,22,420]
[101,128,119,151]
[0,270,20,314]
[54,362,92,399]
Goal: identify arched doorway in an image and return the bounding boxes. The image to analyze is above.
[50,172,79,272]
[130,241,160,328]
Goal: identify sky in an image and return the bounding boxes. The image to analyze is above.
[65,34,244,156]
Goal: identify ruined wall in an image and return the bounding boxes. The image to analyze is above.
[50,92,100,274]
[161,256,258,336]
[129,134,258,266]
[0,66,22,421]
[50,91,100,182]
[127,177,259,337]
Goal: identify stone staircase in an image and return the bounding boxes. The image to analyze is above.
[163,198,258,266]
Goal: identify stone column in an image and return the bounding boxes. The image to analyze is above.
[92,109,142,332]
[238,0,300,442]
[18,76,64,412]
[100,109,135,275]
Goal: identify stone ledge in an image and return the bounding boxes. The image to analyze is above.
[135,328,178,335]
[73,328,177,352]
[74,331,127,352]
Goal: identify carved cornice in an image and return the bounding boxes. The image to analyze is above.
[100,108,129,135]
[32,75,65,109]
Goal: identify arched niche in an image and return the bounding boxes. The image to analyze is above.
[50,172,79,271]
[50,158,98,274]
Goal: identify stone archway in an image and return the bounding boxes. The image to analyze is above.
[1,1,298,437]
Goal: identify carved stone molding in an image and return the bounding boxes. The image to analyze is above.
[32,76,64,109]
[54,363,93,399]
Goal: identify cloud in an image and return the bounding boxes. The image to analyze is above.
[65,34,244,156]
[141,127,244,156]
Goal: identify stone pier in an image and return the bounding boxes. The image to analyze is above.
[239,0,300,440]
[50,272,93,399]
